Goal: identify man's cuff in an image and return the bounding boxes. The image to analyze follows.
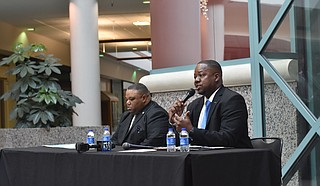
[189,127,195,134]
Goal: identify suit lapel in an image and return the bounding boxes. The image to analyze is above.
[128,113,143,133]
[206,86,225,126]
[194,98,204,120]
[117,113,133,144]
[124,101,154,139]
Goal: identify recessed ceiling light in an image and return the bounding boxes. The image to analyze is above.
[26,28,35,31]
[133,21,150,26]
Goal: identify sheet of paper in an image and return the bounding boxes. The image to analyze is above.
[119,149,157,153]
[43,143,76,149]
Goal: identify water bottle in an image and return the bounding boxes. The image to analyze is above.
[180,128,190,152]
[87,129,95,145]
[102,127,112,152]
[166,128,176,152]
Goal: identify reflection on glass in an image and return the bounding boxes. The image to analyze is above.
[285,136,320,186]
[262,4,293,54]
[224,1,250,60]
[260,0,320,185]
[260,0,284,37]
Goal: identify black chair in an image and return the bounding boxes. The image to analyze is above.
[250,137,283,159]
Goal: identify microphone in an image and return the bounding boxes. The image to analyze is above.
[169,88,195,125]
[182,88,195,103]
[75,142,96,153]
[122,142,154,150]
[75,142,115,153]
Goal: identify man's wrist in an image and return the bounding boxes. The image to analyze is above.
[189,127,195,134]
[169,120,175,126]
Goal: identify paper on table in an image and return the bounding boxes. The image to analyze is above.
[155,146,228,151]
[43,143,76,149]
[189,145,229,150]
[119,149,157,153]
[201,146,228,150]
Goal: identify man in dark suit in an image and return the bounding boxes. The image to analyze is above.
[111,83,169,147]
[168,60,252,148]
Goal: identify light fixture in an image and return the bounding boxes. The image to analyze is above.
[200,0,209,20]
[26,28,35,31]
[142,1,150,4]
[133,21,150,26]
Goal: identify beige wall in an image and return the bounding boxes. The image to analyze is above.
[0,21,70,66]
[0,20,149,82]
[0,21,149,128]
[100,56,149,83]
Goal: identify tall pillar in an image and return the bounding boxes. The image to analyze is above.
[150,0,202,69]
[201,0,225,61]
[69,0,101,126]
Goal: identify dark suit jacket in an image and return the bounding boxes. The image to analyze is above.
[188,85,252,148]
[111,101,169,147]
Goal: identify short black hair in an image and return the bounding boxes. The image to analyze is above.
[198,60,222,74]
[127,83,150,95]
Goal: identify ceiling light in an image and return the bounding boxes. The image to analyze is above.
[133,21,150,26]
[142,1,150,4]
[26,28,35,31]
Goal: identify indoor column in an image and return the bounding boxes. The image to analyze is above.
[201,0,225,61]
[69,0,101,126]
[150,0,202,69]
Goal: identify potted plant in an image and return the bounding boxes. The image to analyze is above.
[0,43,83,128]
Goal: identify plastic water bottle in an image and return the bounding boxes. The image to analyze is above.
[166,128,176,152]
[87,129,95,145]
[102,127,112,152]
[180,128,190,152]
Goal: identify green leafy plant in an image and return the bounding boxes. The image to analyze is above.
[0,43,83,128]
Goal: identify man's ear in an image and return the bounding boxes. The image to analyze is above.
[214,72,221,82]
[142,94,148,102]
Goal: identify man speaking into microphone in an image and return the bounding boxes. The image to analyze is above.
[111,83,169,147]
[168,60,252,148]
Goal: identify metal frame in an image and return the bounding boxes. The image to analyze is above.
[249,0,320,185]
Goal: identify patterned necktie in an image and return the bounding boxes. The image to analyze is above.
[200,100,211,129]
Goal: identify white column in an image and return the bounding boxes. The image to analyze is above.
[69,0,101,126]
[201,0,225,61]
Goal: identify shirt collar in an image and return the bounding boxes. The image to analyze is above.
[204,86,221,103]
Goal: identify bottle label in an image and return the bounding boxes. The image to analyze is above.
[102,141,112,152]
[167,138,176,146]
[180,137,189,146]
[103,136,110,142]
[87,137,94,145]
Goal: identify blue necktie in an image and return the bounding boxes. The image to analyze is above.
[200,100,211,129]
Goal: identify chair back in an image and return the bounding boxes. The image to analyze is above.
[251,137,283,159]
